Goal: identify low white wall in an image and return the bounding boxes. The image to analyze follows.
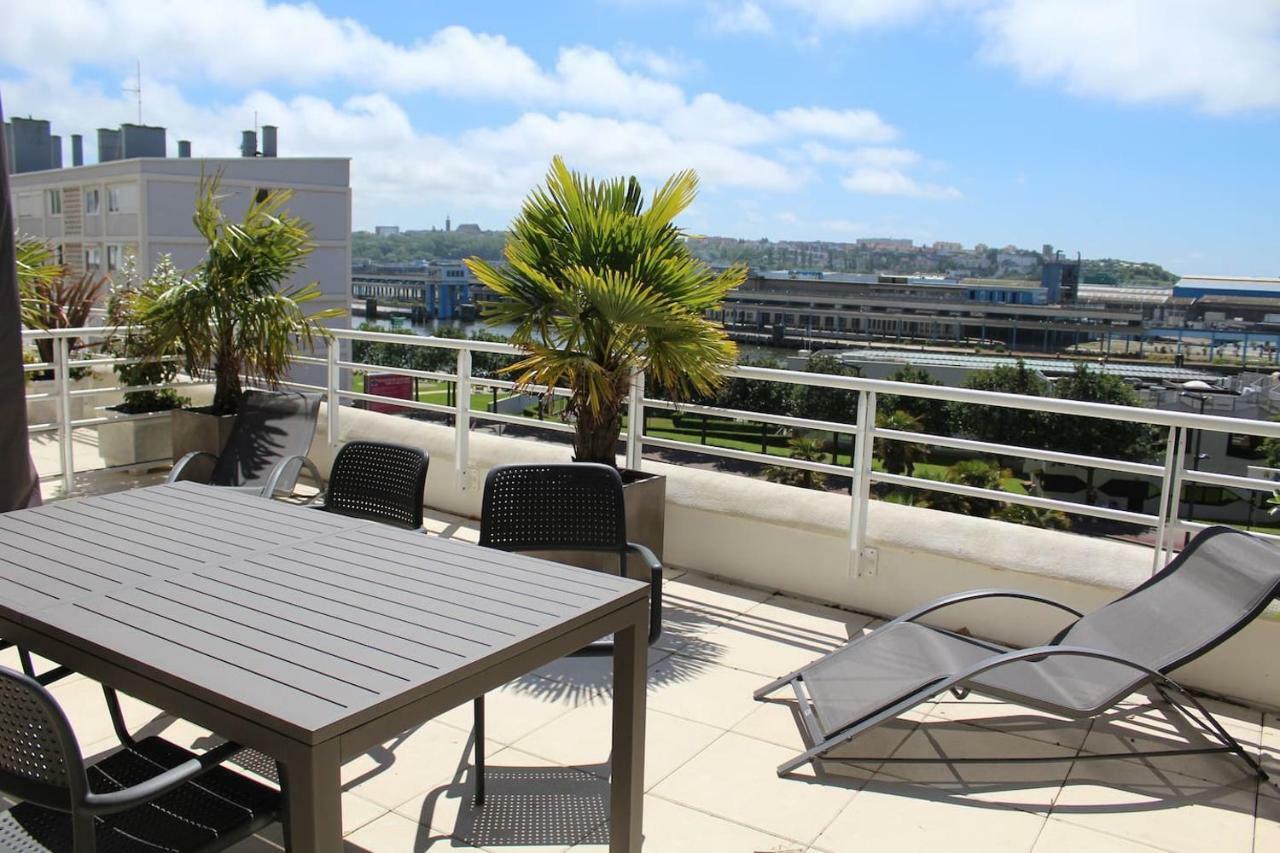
[310,403,1280,711]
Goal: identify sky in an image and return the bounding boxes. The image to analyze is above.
[3,0,1278,276]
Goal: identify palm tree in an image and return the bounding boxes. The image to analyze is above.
[138,173,341,415]
[763,432,829,490]
[876,408,925,476]
[467,157,743,466]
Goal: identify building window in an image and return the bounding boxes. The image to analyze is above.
[106,245,121,271]
[47,190,62,216]
[84,188,100,214]
[85,247,101,269]
[16,193,40,217]
[106,184,137,213]
[55,244,64,266]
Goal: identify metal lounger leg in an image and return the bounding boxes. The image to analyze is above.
[474,695,485,805]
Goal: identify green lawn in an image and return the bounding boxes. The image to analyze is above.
[351,373,516,411]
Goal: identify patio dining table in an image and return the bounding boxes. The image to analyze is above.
[0,481,649,851]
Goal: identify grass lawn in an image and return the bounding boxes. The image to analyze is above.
[352,373,517,411]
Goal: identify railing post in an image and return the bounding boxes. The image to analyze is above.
[1161,426,1190,570]
[55,336,74,496]
[625,370,645,471]
[1151,425,1181,573]
[326,338,340,450]
[455,347,472,488]
[848,389,876,576]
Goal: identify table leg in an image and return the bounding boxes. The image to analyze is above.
[610,608,647,851]
[280,738,343,853]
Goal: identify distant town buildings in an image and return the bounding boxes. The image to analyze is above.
[374,225,400,236]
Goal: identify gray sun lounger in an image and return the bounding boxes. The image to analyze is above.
[168,389,324,499]
[756,525,1280,781]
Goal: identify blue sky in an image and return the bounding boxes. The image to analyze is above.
[4,0,1278,275]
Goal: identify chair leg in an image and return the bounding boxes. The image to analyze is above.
[473,695,485,805]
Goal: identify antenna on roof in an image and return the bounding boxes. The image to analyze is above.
[123,59,142,124]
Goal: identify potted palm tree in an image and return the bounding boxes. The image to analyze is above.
[138,172,341,459]
[467,157,744,572]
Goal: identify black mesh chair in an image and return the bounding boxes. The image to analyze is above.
[0,666,279,852]
[313,441,428,529]
[168,390,324,499]
[470,463,664,804]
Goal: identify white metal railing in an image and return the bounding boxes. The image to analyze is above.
[24,325,1280,576]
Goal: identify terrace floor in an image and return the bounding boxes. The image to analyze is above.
[14,440,1280,851]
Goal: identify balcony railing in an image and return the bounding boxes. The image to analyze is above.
[24,325,1280,576]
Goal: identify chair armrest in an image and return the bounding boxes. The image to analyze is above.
[893,589,1083,629]
[626,542,663,645]
[260,454,326,499]
[82,739,244,815]
[167,451,218,484]
[625,542,662,573]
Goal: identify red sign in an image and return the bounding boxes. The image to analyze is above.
[365,373,414,414]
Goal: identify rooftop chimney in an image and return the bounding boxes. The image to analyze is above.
[97,128,121,163]
[71,134,83,166]
[49,135,62,169]
[240,130,257,158]
[120,123,166,158]
[261,124,277,157]
[177,139,191,158]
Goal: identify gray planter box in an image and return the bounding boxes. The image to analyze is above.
[171,408,237,462]
[535,469,666,581]
[98,410,173,470]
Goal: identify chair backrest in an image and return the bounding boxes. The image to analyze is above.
[0,666,86,813]
[322,441,428,529]
[480,463,627,561]
[211,390,322,489]
[1055,526,1280,672]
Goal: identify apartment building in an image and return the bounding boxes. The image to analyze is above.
[7,119,352,324]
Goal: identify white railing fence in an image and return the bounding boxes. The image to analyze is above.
[23,326,1280,575]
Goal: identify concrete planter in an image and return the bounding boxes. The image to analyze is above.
[171,408,237,462]
[98,409,174,469]
[621,469,666,581]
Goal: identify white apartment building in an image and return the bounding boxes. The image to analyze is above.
[10,153,352,323]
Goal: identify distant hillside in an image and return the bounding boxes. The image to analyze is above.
[1081,258,1178,286]
[352,229,507,263]
[351,229,1178,286]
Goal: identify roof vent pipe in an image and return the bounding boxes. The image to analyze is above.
[240,130,257,157]
[261,125,277,157]
[177,140,191,158]
[70,134,83,166]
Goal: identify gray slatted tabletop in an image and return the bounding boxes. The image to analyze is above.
[0,482,650,852]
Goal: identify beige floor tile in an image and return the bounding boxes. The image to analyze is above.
[1049,759,1257,853]
[646,659,769,730]
[733,697,925,771]
[694,596,871,678]
[394,746,603,851]
[860,721,1075,811]
[1259,712,1280,794]
[48,679,171,747]
[435,678,595,745]
[343,810,484,852]
[815,783,1047,853]
[343,719,478,810]
[1081,698,1264,788]
[524,645,675,689]
[653,573,772,657]
[423,511,480,543]
[1032,818,1167,852]
[514,704,724,790]
[927,695,1092,751]
[650,731,859,845]
[571,795,806,853]
[1255,792,1280,850]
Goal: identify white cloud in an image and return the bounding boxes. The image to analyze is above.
[773,0,955,30]
[774,108,898,142]
[978,0,1280,113]
[841,168,961,199]
[708,1,774,34]
[615,45,701,78]
[802,142,921,168]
